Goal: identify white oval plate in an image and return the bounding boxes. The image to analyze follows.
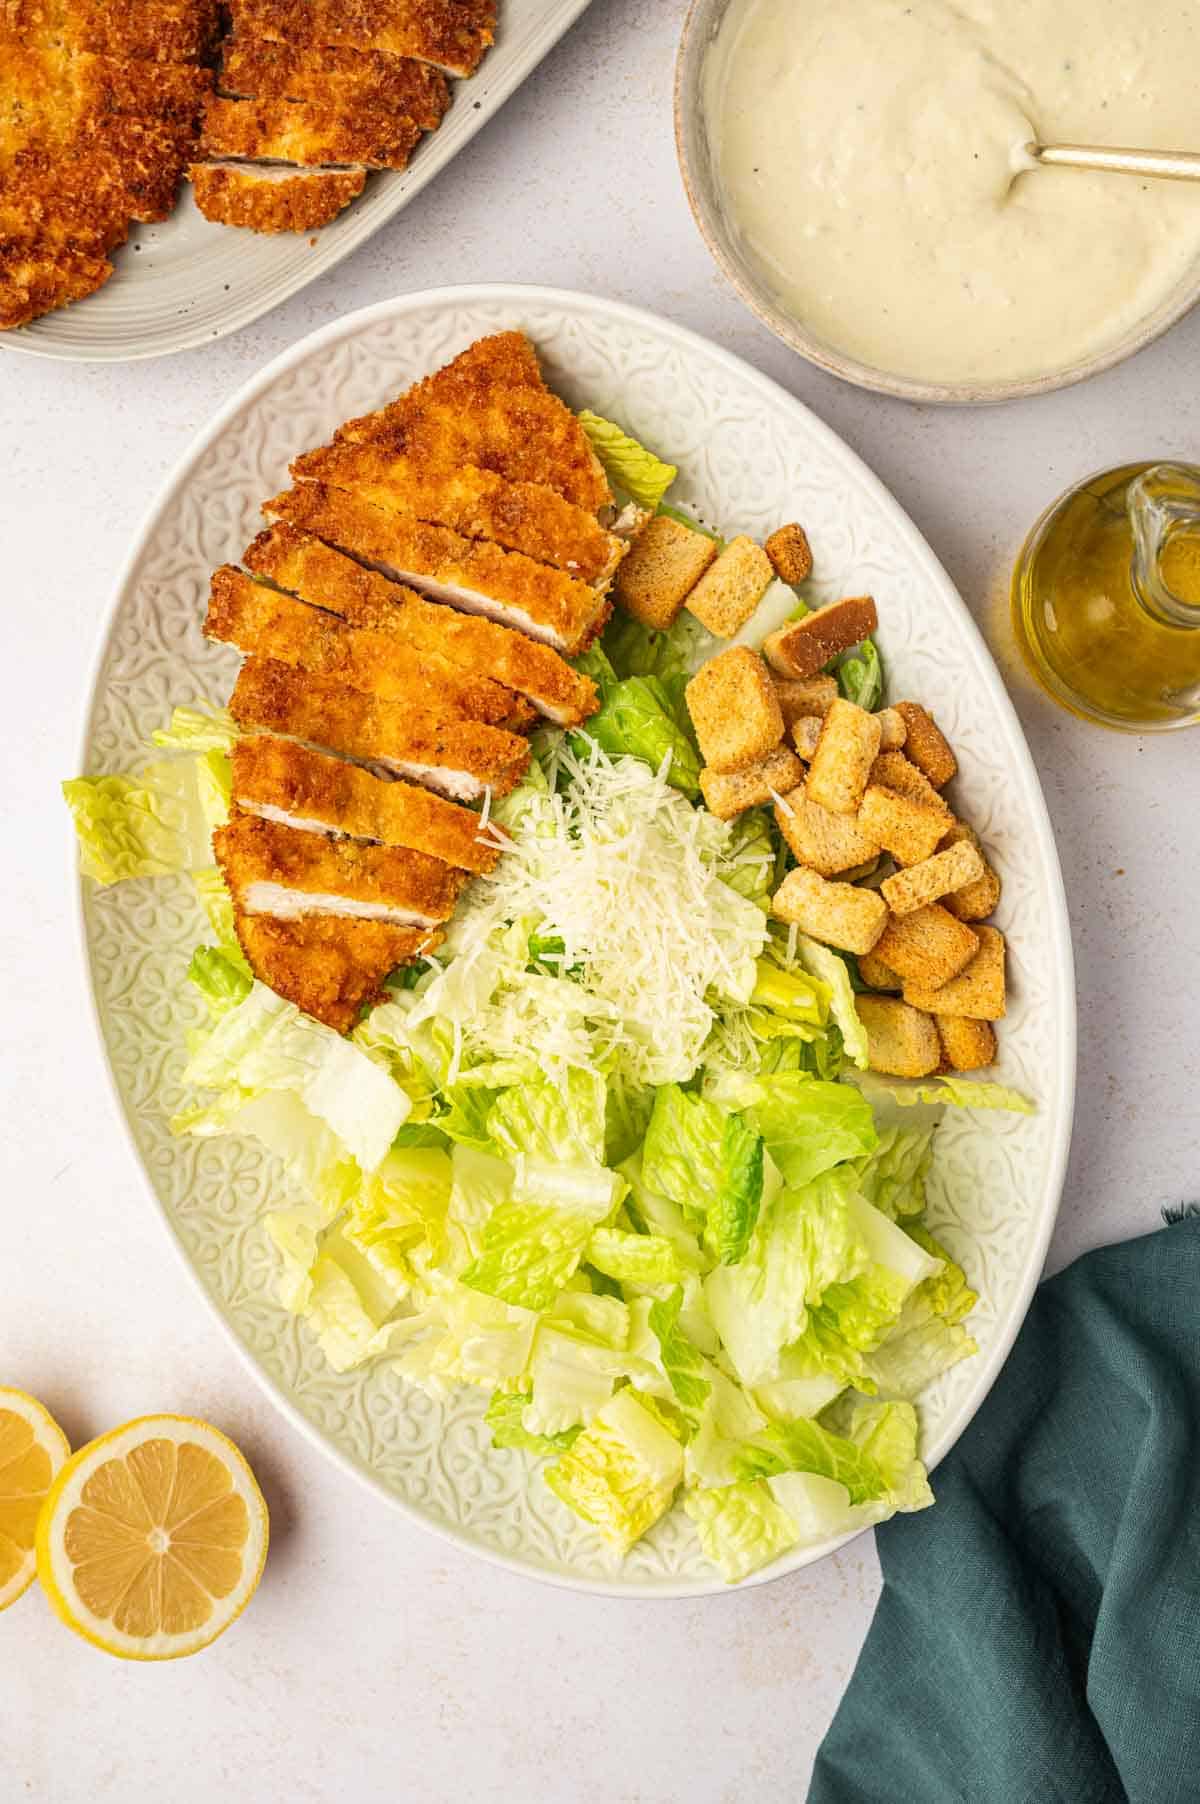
[77,285,1075,1594]
[3,2,592,363]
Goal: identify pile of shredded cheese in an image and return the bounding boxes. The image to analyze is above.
[409,741,769,1088]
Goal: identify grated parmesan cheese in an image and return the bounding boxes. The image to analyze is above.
[408,740,769,1087]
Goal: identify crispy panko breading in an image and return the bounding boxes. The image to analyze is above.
[225,0,497,79]
[205,565,527,726]
[291,438,626,585]
[215,810,468,927]
[264,482,611,656]
[243,524,598,727]
[0,230,113,328]
[6,0,222,64]
[333,332,613,513]
[229,657,531,801]
[220,38,451,130]
[232,735,502,875]
[190,163,366,232]
[233,909,442,1033]
[200,94,424,170]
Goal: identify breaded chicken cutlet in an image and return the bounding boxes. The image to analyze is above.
[265,483,612,656]
[189,165,366,232]
[219,38,451,130]
[233,910,443,1033]
[4,0,222,64]
[225,0,497,79]
[205,565,532,727]
[243,523,598,726]
[231,736,503,875]
[215,810,468,927]
[199,95,424,170]
[229,658,532,801]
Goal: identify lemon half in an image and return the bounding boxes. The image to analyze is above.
[0,1388,70,1610]
[36,1414,268,1660]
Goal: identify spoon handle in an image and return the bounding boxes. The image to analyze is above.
[1036,143,1200,182]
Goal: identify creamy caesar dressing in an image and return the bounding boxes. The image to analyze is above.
[705,0,1200,385]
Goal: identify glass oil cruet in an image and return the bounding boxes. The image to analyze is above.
[1012,462,1200,730]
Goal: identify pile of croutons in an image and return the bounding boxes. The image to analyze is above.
[655,528,1006,1081]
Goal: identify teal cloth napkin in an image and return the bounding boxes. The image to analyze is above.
[809,1213,1200,1804]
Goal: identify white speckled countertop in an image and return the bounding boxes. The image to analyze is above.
[5,2,1199,1796]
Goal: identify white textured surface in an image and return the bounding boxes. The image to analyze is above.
[3,0,1199,1793]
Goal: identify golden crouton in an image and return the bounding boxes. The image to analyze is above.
[686,647,784,774]
[858,949,903,991]
[701,746,804,820]
[858,997,942,1079]
[894,701,957,789]
[936,1015,998,1072]
[869,751,951,816]
[770,866,888,956]
[615,515,719,630]
[857,785,950,867]
[875,905,980,990]
[764,523,813,586]
[774,674,839,730]
[939,821,1003,921]
[791,715,824,760]
[684,536,774,637]
[807,699,883,816]
[774,788,881,877]
[881,840,986,917]
[763,596,879,680]
[874,708,908,751]
[905,926,1007,1020]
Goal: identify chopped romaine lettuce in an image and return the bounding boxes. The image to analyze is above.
[587,1227,681,1288]
[578,410,678,509]
[706,1070,877,1190]
[545,1388,684,1551]
[64,760,217,884]
[685,1480,800,1583]
[642,1083,765,1266]
[574,675,701,798]
[833,639,884,712]
[485,1390,582,1457]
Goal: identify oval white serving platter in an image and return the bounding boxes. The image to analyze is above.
[3,1,593,363]
[76,285,1075,1595]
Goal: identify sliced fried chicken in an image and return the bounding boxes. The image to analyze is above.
[215,811,468,927]
[333,331,613,513]
[205,565,529,726]
[232,736,502,875]
[190,163,366,232]
[225,0,496,79]
[220,38,450,130]
[233,910,442,1033]
[229,658,531,801]
[200,95,423,171]
[243,524,599,727]
[290,439,627,585]
[0,230,113,329]
[264,483,611,656]
[8,0,223,64]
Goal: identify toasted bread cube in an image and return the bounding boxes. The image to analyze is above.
[874,905,980,990]
[858,949,903,991]
[791,715,823,760]
[701,746,804,820]
[881,840,985,917]
[684,536,774,637]
[869,751,951,815]
[894,702,957,789]
[764,523,814,586]
[771,866,888,956]
[774,788,881,877]
[615,515,720,629]
[936,1015,998,1072]
[686,647,784,774]
[807,698,883,816]
[905,926,1007,1020]
[763,596,879,679]
[857,785,950,866]
[940,821,1003,921]
[774,675,839,731]
[874,708,907,751]
[858,996,941,1078]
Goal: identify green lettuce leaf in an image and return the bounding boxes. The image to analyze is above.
[855,1073,1035,1113]
[684,1480,800,1584]
[854,1124,936,1220]
[833,639,884,712]
[578,410,677,509]
[706,1070,877,1190]
[647,1285,712,1422]
[187,945,252,1021]
[791,934,870,1071]
[721,814,779,912]
[485,1390,582,1457]
[64,760,218,884]
[863,1223,979,1398]
[574,675,701,798]
[642,1083,764,1266]
[545,1387,684,1551]
[150,703,237,753]
[297,1229,407,1373]
[587,1227,682,1288]
[487,1069,608,1168]
[602,606,717,688]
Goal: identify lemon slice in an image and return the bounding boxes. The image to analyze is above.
[0,1388,70,1610]
[37,1415,268,1660]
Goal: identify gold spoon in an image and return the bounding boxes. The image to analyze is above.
[1025,142,1200,182]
